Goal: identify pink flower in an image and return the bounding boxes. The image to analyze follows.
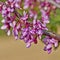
[0,0,59,54]
[43,36,58,54]
[20,11,28,22]
[40,9,49,24]
[55,0,60,3]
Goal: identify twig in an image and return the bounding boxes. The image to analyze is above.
[43,30,60,41]
[40,0,60,8]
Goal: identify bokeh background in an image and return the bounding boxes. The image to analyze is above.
[0,0,60,60]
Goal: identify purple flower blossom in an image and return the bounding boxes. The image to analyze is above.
[55,0,60,3]
[40,9,49,24]
[29,10,37,19]
[0,0,59,54]
[43,36,58,54]
[20,11,28,23]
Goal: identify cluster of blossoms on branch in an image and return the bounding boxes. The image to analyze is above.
[0,0,60,54]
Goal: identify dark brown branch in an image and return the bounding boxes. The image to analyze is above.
[43,30,60,41]
[14,9,21,18]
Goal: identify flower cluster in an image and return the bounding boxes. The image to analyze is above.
[0,0,21,36]
[43,36,58,54]
[0,0,59,54]
[55,0,60,3]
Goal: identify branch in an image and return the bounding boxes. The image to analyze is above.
[40,0,60,8]
[43,30,60,41]
[14,9,21,19]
